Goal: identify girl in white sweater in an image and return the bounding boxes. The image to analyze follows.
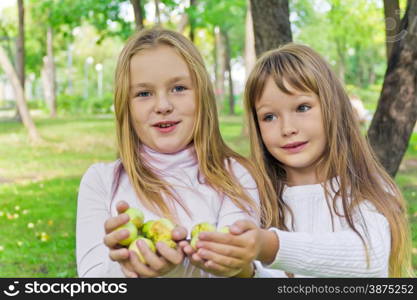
[183,43,412,277]
[76,29,275,278]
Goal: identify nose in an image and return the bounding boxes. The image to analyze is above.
[155,93,173,115]
[281,117,298,137]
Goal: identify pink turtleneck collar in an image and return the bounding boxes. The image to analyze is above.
[140,143,198,172]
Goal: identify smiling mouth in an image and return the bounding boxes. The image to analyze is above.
[282,141,308,149]
[153,121,180,128]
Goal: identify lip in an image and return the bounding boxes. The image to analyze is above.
[152,120,181,134]
[281,141,308,153]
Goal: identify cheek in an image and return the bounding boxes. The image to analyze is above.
[259,124,277,148]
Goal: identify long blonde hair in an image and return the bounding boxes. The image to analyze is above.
[244,43,412,277]
[112,28,274,226]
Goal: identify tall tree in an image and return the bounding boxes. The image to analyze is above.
[130,0,144,30]
[41,26,56,117]
[214,27,226,107]
[222,29,235,115]
[383,0,401,60]
[189,0,197,41]
[250,0,292,56]
[367,0,417,177]
[0,46,41,143]
[15,0,25,121]
[154,0,161,25]
[193,0,246,115]
[245,0,256,77]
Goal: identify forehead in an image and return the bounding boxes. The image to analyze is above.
[255,76,317,108]
[130,45,191,82]
[257,77,296,102]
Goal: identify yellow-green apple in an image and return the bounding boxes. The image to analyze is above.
[190,222,216,249]
[124,207,144,228]
[114,222,138,246]
[128,237,156,264]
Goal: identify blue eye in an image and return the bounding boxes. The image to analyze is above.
[263,114,276,122]
[172,85,187,93]
[136,91,151,97]
[297,104,311,112]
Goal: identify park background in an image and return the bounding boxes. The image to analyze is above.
[0,0,416,277]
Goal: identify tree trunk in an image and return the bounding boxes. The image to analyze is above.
[367,0,417,177]
[189,0,197,41]
[245,0,256,77]
[154,0,161,25]
[222,30,235,116]
[42,26,57,118]
[130,0,144,30]
[0,46,41,143]
[335,39,346,84]
[383,0,401,60]
[177,13,188,33]
[15,0,25,122]
[250,0,292,57]
[215,27,226,110]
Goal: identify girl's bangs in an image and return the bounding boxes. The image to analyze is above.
[268,52,317,96]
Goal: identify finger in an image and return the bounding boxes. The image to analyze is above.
[171,226,187,241]
[198,231,245,247]
[104,213,130,234]
[121,266,139,278]
[103,227,131,248]
[109,248,130,262]
[184,245,197,256]
[156,242,183,265]
[205,260,237,277]
[179,240,191,250]
[196,240,246,260]
[129,250,159,278]
[191,252,204,263]
[116,201,130,214]
[230,220,257,235]
[188,254,208,271]
[179,241,196,256]
[120,261,139,278]
[137,240,171,274]
[197,248,242,269]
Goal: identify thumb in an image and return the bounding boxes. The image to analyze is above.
[172,226,187,241]
[116,201,130,214]
[229,219,257,235]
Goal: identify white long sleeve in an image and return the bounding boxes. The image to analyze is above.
[260,181,391,277]
[76,163,125,277]
[76,146,260,277]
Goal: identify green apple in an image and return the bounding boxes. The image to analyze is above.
[141,220,155,238]
[143,218,175,240]
[129,237,156,264]
[191,222,216,238]
[115,221,138,246]
[190,222,216,249]
[124,207,144,228]
[190,236,199,250]
[154,237,177,249]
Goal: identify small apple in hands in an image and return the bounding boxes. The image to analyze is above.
[142,218,177,249]
[129,237,156,264]
[115,222,138,246]
[125,207,145,228]
[190,222,216,249]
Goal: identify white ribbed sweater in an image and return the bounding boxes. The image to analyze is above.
[258,181,391,277]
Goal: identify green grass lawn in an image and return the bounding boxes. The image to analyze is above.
[0,114,416,277]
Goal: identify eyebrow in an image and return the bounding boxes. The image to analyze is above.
[255,94,314,112]
[130,75,191,90]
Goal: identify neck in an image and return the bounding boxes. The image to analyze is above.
[285,167,321,187]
